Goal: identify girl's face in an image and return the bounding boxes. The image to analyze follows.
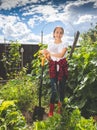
[53,27,64,41]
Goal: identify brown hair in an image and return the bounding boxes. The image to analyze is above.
[53,27,64,38]
[53,26,64,34]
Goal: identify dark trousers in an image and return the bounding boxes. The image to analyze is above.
[50,76,66,104]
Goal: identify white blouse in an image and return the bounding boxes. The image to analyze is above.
[47,42,68,62]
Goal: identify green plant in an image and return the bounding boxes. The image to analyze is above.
[0,68,38,112]
[32,107,96,130]
[0,100,27,130]
[31,43,51,106]
[67,40,97,117]
[31,43,49,83]
[33,113,61,130]
[2,41,21,79]
[69,108,96,130]
[65,23,97,118]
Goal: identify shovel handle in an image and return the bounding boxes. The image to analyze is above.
[39,50,46,66]
[41,57,45,66]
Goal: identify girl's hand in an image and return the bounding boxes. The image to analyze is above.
[45,53,51,61]
[39,49,48,55]
[43,49,49,55]
[39,49,51,60]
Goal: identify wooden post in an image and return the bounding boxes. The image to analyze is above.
[69,31,80,59]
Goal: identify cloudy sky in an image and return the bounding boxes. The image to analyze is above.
[0,0,97,45]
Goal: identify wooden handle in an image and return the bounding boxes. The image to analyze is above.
[41,57,45,66]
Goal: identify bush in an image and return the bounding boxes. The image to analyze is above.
[67,41,97,117]
[0,69,38,112]
[32,107,97,130]
[0,100,27,130]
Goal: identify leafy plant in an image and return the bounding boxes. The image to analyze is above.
[0,100,27,130]
[2,41,21,79]
[32,107,96,130]
[67,24,97,118]
[31,43,49,83]
[31,43,51,106]
[0,68,38,112]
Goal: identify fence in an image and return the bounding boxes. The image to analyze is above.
[0,43,39,80]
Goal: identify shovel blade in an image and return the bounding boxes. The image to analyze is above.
[32,106,45,121]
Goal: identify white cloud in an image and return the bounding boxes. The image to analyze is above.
[74,15,93,24]
[4,22,31,39]
[0,0,38,10]
[28,19,35,28]
[19,33,40,44]
[0,15,20,28]
[65,0,97,11]
[0,15,20,38]
[23,5,59,21]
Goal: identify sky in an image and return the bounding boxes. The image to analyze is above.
[0,0,97,45]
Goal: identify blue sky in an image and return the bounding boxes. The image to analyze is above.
[0,0,97,45]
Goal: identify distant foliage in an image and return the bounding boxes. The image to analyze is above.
[2,41,21,79]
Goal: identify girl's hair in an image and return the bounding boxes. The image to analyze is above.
[53,26,64,34]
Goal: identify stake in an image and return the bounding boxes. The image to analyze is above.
[69,31,80,59]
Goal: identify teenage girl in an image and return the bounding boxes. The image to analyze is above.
[41,26,68,117]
